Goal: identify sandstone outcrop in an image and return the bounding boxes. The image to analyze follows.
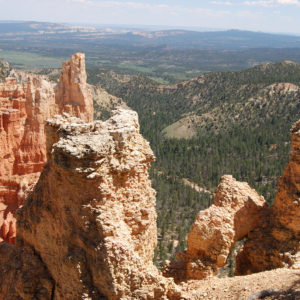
[55,52,93,122]
[164,175,268,281]
[235,119,300,274]
[0,53,93,243]
[0,243,54,300]
[164,119,300,280]
[273,119,300,232]
[1,108,182,300]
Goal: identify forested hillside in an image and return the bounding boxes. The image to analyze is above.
[89,63,298,265]
[0,60,10,81]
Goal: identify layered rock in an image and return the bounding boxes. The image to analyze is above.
[0,109,182,300]
[235,119,300,274]
[0,53,93,243]
[164,175,268,281]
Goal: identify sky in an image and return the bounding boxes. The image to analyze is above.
[1,0,300,34]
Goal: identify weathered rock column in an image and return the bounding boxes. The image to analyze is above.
[164,175,268,281]
[55,52,94,122]
[16,108,180,300]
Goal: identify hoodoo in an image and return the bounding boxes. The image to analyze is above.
[55,52,94,122]
[0,53,93,243]
[163,175,268,281]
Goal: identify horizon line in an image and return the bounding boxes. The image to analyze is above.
[0,19,299,37]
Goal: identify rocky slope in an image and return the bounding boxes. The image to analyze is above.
[0,53,95,243]
[181,268,300,300]
[90,84,127,120]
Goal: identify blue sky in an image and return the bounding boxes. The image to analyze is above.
[1,0,300,34]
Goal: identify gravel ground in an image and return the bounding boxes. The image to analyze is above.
[178,268,300,300]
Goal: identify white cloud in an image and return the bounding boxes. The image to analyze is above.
[65,0,228,17]
[210,1,233,5]
[277,0,299,4]
[244,1,274,7]
[67,0,175,10]
[244,0,300,6]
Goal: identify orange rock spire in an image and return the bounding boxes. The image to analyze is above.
[0,53,94,244]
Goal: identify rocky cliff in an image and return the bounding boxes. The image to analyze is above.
[55,52,94,122]
[0,108,182,300]
[0,53,93,243]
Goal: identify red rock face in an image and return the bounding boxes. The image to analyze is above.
[0,53,93,244]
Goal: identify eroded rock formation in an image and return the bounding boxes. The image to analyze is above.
[235,120,300,274]
[55,52,93,122]
[164,119,300,281]
[1,52,299,299]
[0,109,182,300]
[163,175,268,281]
[0,53,93,243]
[0,243,54,300]
[0,104,299,299]
[273,120,300,233]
